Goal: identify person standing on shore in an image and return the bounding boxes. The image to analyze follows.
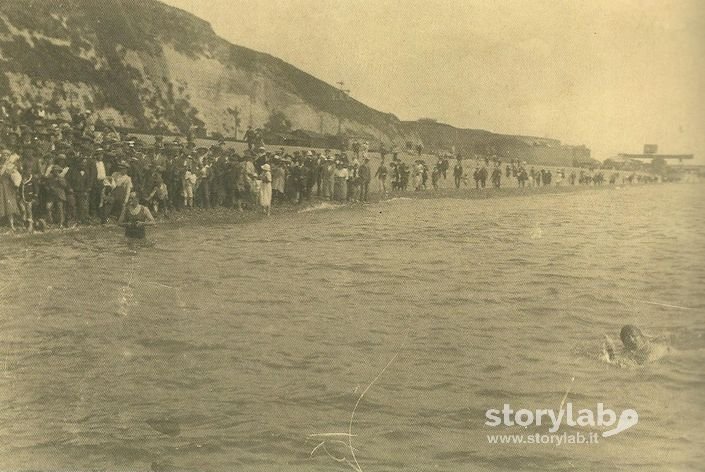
[375,158,388,196]
[315,153,324,197]
[46,165,67,228]
[432,164,442,190]
[90,150,107,217]
[244,126,255,151]
[293,158,307,203]
[475,165,486,189]
[321,157,335,200]
[491,166,501,188]
[333,161,348,202]
[554,169,563,186]
[224,155,238,211]
[413,161,424,191]
[390,159,401,191]
[111,162,133,219]
[243,154,257,205]
[348,159,361,202]
[259,163,272,216]
[19,164,38,232]
[422,161,429,189]
[182,165,196,209]
[304,153,316,200]
[0,151,21,230]
[453,158,463,189]
[271,158,286,202]
[68,159,92,224]
[198,159,212,209]
[359,156,371,202]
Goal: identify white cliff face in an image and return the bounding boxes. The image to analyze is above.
[0,0,585,163]
[0,1,417,145]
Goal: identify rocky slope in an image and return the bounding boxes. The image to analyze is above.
[0,0,589,164]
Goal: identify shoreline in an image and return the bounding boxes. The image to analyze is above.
[0,182,680,242]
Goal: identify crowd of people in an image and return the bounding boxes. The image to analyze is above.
[0,103,385,233]
[383,155,657,192]
[0,101,658,234]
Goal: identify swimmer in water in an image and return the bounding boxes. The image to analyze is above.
[118,191,155,239]
[603,325,671,366]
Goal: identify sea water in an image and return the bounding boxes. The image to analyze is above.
[0,184,703,471]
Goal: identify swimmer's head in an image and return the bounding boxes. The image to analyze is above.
[620,325,647,351]
[127,191,139,208]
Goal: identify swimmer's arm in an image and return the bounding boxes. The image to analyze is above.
[645,342,671,362]
[603,335,617,361]
[141,207,156,225]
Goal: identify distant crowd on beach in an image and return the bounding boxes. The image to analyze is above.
[384,155,658,192]
[0,101,658,233]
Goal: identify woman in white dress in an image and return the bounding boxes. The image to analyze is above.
[0,151,21,230]
[259,163,272,216]
[333,161,349,202]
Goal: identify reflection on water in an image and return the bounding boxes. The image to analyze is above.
[0,184,704,471]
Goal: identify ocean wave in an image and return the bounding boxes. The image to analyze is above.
[381,197,414,202]
[297,202,343,213]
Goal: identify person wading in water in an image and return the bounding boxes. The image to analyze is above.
[118,191,155,239]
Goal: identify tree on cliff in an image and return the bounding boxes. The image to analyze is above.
[264,110,292,134]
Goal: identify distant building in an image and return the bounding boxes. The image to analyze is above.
[617,153,694,163]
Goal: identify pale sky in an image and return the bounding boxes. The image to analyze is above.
[162,0,704,162]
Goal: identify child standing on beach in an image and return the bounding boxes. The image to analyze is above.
[182,166,197,208]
